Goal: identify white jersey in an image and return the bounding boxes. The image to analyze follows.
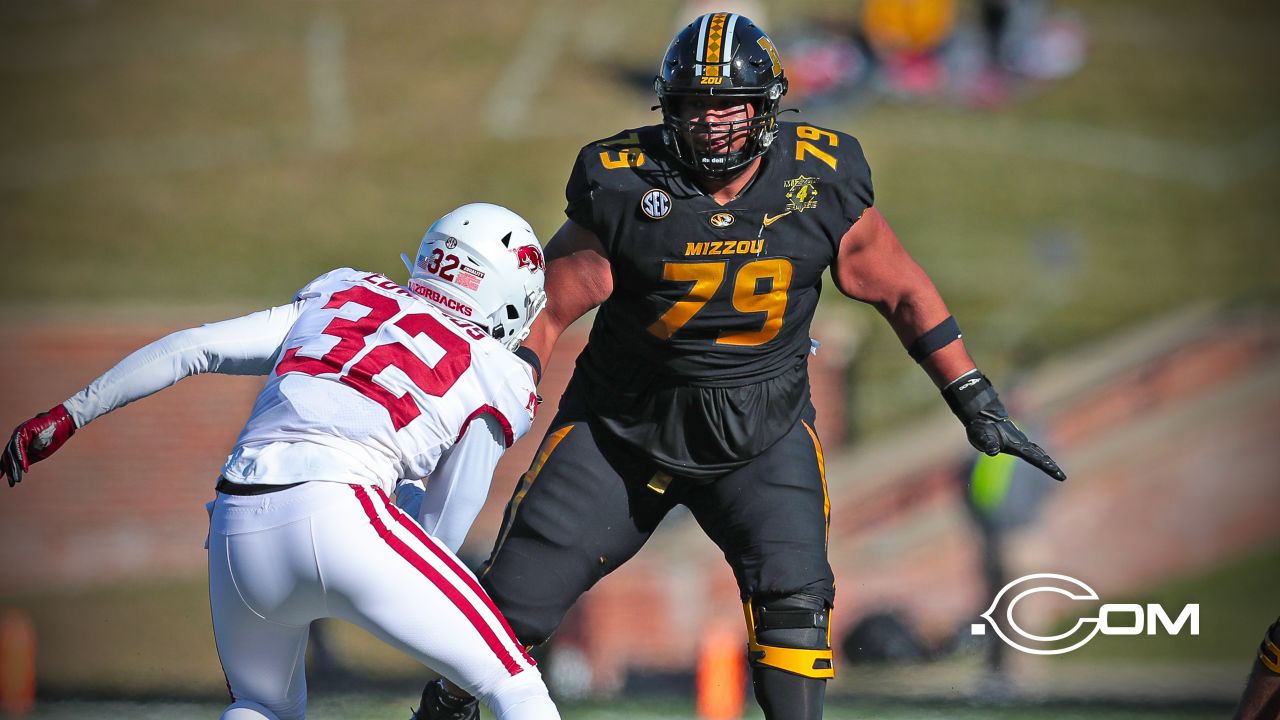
[57,267,559,718]
[221,268,538,495]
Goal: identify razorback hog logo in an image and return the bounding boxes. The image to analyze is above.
[514,244,545,273]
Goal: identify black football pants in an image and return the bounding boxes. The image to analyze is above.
[478,387,834,718]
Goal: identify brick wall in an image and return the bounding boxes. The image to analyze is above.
[0,314,851,593]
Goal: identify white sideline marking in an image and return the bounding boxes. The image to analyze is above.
[862,114,1280,191]
[482,0,573,139]
[306,9,351,152]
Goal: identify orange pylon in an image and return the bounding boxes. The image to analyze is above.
[696,620,746,720]
[0,609,36,717]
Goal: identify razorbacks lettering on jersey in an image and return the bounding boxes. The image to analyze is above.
[221,268,538,494]
[563,122,873,478]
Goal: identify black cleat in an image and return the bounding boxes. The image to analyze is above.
[410,678,479,720]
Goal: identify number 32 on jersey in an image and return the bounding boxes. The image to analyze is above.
[277,286,472,431]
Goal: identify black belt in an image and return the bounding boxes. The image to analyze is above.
[215,478,305,496]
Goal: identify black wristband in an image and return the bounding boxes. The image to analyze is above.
[907,316,962,363]
[941,370,1003,424]
[513,346,542,384]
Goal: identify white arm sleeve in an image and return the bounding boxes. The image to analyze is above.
[62,303,300,428]
[413,414,506,554]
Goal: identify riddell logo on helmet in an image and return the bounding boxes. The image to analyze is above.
[514,244,545,273]
[410,284,473,317]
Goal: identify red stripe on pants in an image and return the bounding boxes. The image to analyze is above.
[350,485,524,676]
[372,486,536,668]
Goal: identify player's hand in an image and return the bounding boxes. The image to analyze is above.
[942,372,1066,482]
[2,404,77,487]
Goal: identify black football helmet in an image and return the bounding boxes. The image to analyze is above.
[655,13,789,178]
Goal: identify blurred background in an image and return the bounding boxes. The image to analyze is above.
[0,0,1277,717]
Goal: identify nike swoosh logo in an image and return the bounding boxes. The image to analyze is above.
[762,211,791,227]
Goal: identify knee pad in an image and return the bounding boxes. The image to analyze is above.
[220,700,283,720]
[743,593,834,679]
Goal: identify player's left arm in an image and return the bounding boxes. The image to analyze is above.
[833,207,1066,481]
[1,304,300,487]
[400,414,507,554]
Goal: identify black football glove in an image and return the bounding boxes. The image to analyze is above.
[2,404,77,487]
[942,371,1066,481]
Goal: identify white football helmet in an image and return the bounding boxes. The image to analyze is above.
[401,203,548,350]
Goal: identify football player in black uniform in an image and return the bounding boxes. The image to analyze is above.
[414,12,1064,720]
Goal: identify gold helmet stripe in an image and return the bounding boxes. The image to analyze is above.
[702,12,729,76]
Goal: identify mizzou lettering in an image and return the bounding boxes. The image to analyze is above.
[684,239,765,257]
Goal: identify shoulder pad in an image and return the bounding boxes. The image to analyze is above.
[293,267,368,302]
[778,122,867,178]
[579,125,664,173]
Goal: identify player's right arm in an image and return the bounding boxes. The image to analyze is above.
[1,303,300,486]
[519,219,612,371]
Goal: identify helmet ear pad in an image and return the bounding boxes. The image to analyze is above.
[406,203,547,351]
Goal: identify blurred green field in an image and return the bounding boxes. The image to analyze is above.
[2,0,1278,430]
[25,696,1231,720]
[1051,541,1280,664]
[3,539,1268,707]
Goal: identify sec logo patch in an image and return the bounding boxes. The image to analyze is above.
[640,188,671,219]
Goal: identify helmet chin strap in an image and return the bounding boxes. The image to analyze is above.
[504,290,547,351]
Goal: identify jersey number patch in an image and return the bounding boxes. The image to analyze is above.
[648,259,793,346]
[277,286,472,430]
[796,125,839,170]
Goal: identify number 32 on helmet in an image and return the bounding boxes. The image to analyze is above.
[401,203,548,351]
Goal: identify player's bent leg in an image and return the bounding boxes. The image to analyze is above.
[689,415,836,720]
[484,668,560,720]
[209,490,332,720]
[220,700,282,720]
[745,592,832,719]
[481,418,670,645]
[412,673,557,720]
[321,484,557,718]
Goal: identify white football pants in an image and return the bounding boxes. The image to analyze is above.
[206,481,558,720]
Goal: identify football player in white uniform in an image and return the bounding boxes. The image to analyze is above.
[1,203,561,720]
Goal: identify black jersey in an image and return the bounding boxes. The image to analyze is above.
[563,122,874,478]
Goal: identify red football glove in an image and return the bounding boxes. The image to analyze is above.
[2,404,77,487]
